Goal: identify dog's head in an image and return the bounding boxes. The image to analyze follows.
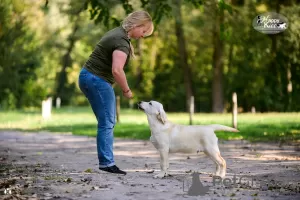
[138,101,167,124]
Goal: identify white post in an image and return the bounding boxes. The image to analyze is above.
[56,97,61,109]
[189,96,194,125]
[129,99,134,109]
[42,97,52,119]
[251,106,256,113]
[232,92,237,129]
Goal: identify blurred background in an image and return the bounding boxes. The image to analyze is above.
[1,0,300,112]
[0,0,299,142]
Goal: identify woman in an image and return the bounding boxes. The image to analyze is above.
[79,11,154,175]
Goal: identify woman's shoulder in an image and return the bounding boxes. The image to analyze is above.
[101,27,129,42]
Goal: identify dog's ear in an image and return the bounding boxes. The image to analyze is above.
[157,106,167,124]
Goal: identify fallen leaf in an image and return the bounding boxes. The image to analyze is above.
[84,168,93,173]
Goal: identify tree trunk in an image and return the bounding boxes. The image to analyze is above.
[212,1,225,113]
[55,23,79,104]
[54,4,85,105]
[173,0,194,112]
[264,0,282,111]
[286,63,292,111]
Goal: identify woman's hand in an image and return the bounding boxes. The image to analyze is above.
[123,89,133,99]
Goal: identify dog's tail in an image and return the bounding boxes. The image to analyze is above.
[207,124,239,132]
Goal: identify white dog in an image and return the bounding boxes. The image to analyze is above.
[138,100,239,178]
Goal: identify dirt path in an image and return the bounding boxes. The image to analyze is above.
[0,130,300,200]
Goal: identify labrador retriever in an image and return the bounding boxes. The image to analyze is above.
[138,100,239,178]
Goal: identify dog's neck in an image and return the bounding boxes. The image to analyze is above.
[146,114,171,134]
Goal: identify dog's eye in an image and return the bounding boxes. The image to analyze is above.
[149,102,152,105]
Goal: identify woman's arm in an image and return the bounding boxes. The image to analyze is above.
[112,50,133,98]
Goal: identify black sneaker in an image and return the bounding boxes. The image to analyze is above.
[99,165,127,175]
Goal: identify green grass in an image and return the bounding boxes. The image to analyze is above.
[0,106,300,142]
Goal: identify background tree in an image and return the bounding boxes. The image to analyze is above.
[172,0,194,112]
[0,0,45,109]
[1,0,299,112]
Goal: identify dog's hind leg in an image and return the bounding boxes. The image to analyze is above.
[204,150,220,176]
[204,149,226,178]
[218,154,226,178]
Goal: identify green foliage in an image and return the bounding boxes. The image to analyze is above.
[87,0,133,26]
[218,0,233,14]
[0,0,46,109]
[224,2,300,112]
[1,0,300,113]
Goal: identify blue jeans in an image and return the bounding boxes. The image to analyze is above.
[78,68,116,168]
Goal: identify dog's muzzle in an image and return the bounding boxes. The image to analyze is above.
[137,102,144,111]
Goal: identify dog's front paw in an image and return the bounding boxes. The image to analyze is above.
[214,173,225,179]
[154,171,168,178]
[219,173,225,179]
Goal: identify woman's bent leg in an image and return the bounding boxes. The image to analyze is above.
[95,87,116,168]
[79,68,116,167]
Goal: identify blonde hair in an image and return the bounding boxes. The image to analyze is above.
[121,11,154,58]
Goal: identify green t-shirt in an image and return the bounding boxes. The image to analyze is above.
[84,26,131,84]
